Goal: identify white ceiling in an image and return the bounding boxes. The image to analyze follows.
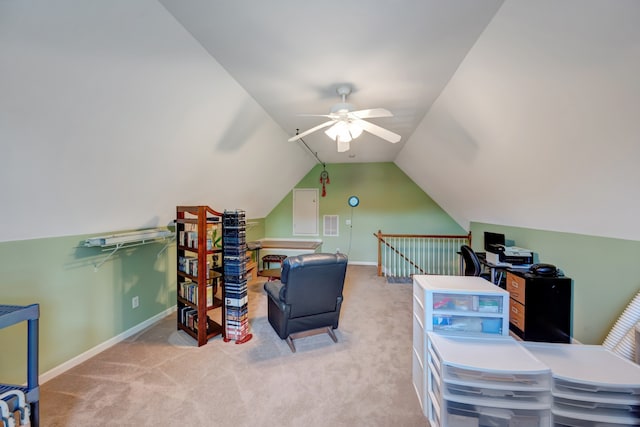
[2,0,639,243]
[160,0,504,163]
[159,0,640,241]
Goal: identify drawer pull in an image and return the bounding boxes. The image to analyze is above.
[511,291,520,300]
[511,280,519,289]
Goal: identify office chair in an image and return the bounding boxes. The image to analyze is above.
[460,245,491,281]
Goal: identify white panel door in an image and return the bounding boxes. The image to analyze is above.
[293,188,318,236]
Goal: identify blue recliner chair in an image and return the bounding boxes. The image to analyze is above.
[263,253,348,352]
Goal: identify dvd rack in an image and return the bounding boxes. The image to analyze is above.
[222,210,253,344]
[176,206,224,347]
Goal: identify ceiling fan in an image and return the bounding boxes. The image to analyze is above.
[288,85,401,152]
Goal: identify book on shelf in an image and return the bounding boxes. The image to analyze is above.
[180,281,214,306]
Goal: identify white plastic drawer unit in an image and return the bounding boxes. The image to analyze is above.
[442,382,551,407]
[552,413,638,426]
[553,395,640,420]
[435,398,551,427]
[413,279,426,309]
[427,333,552,426]
[523,342,640,426]
[427,333,552,390]
[414,275,510,336]
[522,343,640,396]
[433,293,504,314]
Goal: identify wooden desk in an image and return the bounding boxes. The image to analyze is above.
[257,268,281,281]
[250,239,322,270]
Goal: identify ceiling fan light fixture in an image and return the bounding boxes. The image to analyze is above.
[288,84,401,146]
[325,121,353,143]
[325,120,363,149]
[336,138,350,153]
[348,122,363,139]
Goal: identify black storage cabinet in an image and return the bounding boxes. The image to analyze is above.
[506,270,572,343]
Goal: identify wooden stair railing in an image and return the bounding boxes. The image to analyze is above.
[374,230,472,278]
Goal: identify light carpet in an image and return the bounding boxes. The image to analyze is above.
[40,265,426,426]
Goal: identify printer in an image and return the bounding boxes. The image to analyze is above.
[485,245,533,266]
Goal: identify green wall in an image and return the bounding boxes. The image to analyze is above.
[0,233,175,384]
[470,222,640,345]
[3,162,634,383]
[265,162,465,263]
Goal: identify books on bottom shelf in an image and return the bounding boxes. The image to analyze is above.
[179,306,211,333]
[179,306,198,331]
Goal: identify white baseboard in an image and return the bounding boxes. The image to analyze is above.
[40,306,177,384]
[347,261,377,266]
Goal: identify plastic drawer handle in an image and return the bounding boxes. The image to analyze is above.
[0,390,29,425]
[0,399,15,427]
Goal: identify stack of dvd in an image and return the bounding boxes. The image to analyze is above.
[222,210,252,344]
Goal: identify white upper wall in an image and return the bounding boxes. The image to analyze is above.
[396,0,640,241]
[0,1,315,242]
[3,1,639,243]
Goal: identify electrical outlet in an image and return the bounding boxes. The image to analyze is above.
[345,219,351,225]
[336,248,340,253]
[132,296,139,309]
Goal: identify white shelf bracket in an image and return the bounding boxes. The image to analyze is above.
[93,243,124,272]
[157,234,176,258]
[83,228,175,272]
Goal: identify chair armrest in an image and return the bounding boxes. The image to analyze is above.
[264,281,288,312]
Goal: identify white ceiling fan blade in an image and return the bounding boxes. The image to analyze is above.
[353,119,401,143]
[349,108,393,119]
[288,120,337,142]
[297,114,335,118]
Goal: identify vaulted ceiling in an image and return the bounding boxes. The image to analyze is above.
[159,0,504,164]
[1,1,639,242]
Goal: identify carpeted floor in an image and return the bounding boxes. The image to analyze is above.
[40,265,426,426]
[386,276,413,284]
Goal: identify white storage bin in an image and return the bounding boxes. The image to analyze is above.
[523,342,640,397]
[442,364,551,390]
[432,315,506,335]
[433,293,504,314]
[428,333,551,389]
[443,382,551,407]
[553,396,640,422]
[413,276,511,419]
[440,398,551,427]
[554,377,640,397]
[552,407,640,426]
[553,412,640,426]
